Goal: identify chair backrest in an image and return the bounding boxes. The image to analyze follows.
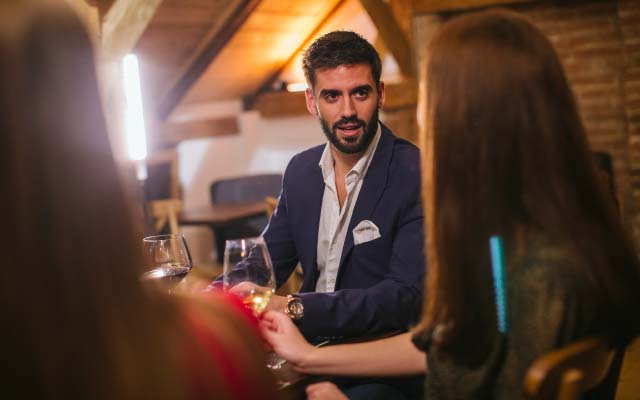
[265,196,278,217]
[148,199,182,235]
[210,174,282,205]
[144,149,181,235]
[523,337,619,400]
[145,149,180,200]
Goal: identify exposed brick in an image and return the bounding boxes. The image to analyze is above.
[535,15,618,32]
[513,0,640,243]
[413,0,640,246]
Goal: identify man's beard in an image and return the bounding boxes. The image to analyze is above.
[319,107,379,155]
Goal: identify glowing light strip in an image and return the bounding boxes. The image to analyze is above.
[286,82,308,92]
[490,236,508,334]
[122,54,147,162]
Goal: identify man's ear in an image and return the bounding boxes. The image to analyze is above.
[377,81,385,108]
[305,87,318,117]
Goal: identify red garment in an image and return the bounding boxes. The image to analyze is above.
[179,292,277,400]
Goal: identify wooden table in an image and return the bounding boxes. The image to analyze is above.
[178,202,268,228]
[178,202,269,264]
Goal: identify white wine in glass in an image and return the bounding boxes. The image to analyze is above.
[142,234,192,289]
[223,236,276,314]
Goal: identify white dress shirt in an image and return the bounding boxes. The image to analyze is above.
[315,124,382,292]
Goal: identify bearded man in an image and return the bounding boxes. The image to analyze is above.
[261,30,425,342]
[226,30,425,399]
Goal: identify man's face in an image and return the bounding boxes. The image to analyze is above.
[305,63,384,155]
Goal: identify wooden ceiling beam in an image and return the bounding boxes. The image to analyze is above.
[160,116,239,144]
[252,80,416,118]
[384,80,417,110]
[360,0,415,79]
[101,0,163,62]
[84,0,115,20]
[245,0,345,110]
[412,0,535,14]
[253,91,308,118]
[156,0,261,121]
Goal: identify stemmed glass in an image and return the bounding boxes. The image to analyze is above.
[142,234,193,290]
[223,236,276,315]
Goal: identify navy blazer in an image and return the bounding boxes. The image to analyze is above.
[263,124,425,341]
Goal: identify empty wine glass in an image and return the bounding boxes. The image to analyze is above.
[142,234,192,290]
[223,236,275,314]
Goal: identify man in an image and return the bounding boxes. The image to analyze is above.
[258,30,425,346]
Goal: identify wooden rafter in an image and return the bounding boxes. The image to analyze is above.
[252,80,415,118]
[253,91,308,118]
[359,0,415,78]
[101,0,163,62]
[412,0,534,14]
[384,80,417,110]
[247,0,346,107]
[84,0,115,19]
[156,0,261,120]
[160,116,239,144]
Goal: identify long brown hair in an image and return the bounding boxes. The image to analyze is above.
[414,10,640,365]
[0,2,271,398]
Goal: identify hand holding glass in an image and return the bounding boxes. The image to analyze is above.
[223,237,275,314]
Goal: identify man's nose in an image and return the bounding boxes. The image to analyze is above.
[341,97,356,118]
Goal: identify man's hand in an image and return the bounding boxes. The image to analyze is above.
[260,310,316,366]
[228,281,287,312]
[306,382,348,400]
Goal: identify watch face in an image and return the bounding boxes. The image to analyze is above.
[288,298,304,319]
[290,301,303,316]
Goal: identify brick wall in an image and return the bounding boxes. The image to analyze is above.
[618,0,640,244]
[413,0,640,245]
[511,0,640,244]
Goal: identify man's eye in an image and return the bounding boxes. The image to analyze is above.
[324,93,338,102]
[354,90,369,99]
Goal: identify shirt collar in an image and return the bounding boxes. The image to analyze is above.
[318,123,382,182]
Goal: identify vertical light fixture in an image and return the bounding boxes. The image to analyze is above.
[122,53,148,180]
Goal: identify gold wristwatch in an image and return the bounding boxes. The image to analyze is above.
[284,294,304,321]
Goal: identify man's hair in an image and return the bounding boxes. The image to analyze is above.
[302,30,382,89]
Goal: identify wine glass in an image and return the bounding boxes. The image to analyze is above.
[142,234,193,290]
[223,236,275,314]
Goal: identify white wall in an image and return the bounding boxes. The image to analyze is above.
[177,110,322,265]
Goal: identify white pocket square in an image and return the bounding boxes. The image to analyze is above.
[353,220,381,245]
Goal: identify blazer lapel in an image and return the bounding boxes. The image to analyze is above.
[337,124,394,269]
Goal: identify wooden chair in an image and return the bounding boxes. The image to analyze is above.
[523,337,621,400]
[209,174,282,263]
[148,198,182,235]
[265,196,278,217]
[145,149,182,235]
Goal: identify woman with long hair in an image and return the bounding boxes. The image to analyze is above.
[412,9,640,398]
[0,2,277,399]
[260,10,640,399]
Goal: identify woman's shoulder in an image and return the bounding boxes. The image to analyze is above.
[508,234,601,342]
[510,235,590,291]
